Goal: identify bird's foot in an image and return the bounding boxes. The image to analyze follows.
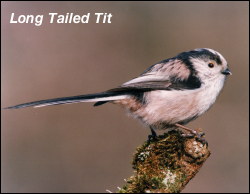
[175,124,207,146]
[147,127,158,142]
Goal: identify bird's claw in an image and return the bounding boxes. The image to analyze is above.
[148,128,158,142]
[195,134,208,146]
[147,134,157,142]
[181,130,207,146]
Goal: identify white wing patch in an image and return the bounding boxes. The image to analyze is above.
[122,74,167,86]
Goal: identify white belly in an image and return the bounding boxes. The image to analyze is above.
[133,77,225,127]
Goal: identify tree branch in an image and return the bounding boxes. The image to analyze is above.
[118,129,210,193]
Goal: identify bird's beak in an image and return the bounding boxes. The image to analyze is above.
[221,68,232,75]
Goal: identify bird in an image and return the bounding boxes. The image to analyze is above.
[5,48,231,138]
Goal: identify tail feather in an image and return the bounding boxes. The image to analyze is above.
[4,92,129,109]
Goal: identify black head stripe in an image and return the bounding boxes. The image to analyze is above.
[176,49,222,66]
[197,49,222,65]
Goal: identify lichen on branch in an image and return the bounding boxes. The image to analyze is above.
[118,130,210,193]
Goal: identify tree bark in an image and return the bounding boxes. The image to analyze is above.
[118,129,210,193]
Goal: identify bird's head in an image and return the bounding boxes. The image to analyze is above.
[176,48,231,85]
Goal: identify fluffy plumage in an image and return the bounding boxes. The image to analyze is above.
[5,48,231,130]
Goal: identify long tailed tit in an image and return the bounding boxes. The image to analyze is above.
[5,48,232,136]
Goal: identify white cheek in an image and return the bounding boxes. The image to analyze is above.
[192,62,221,80]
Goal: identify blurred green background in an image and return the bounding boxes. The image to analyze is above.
[2,1,249,193]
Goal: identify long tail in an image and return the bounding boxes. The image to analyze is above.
[4,91,129,109]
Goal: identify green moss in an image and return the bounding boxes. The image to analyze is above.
[119,129,210,193]
[119,130,186,193]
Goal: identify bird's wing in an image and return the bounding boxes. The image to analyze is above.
[120,74,172,90]
[118,59,201,91]
[94,60,201,107]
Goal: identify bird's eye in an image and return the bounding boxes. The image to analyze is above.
[208,63,214,68]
